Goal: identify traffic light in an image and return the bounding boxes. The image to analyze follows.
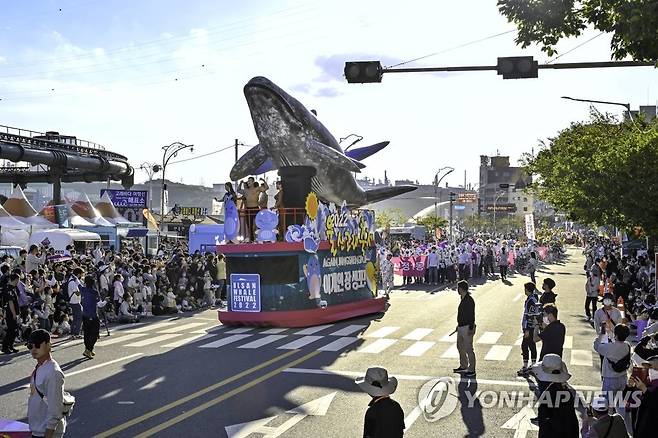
[497,56,538,79]
[449,192,456,202]
[344,61,383,83]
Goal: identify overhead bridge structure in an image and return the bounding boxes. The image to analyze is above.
[0,124,134,203]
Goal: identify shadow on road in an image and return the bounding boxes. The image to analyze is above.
[457,379,485,438]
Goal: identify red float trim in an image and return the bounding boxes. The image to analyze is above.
[216,241,331,254]
[218,297,387,327]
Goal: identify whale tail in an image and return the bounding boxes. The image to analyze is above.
[364,185,417,205]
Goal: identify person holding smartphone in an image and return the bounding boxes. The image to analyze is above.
[581,396,629,438]
[628,355,658,437]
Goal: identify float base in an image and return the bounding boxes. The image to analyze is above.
[218,297,387,328]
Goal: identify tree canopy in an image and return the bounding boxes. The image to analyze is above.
[525,111,658,235]
[497,0,658,61]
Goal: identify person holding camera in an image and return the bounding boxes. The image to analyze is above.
[581,396,629,438]
[628,355,658,437]
[26,244,47,275]
[594,324,632,420]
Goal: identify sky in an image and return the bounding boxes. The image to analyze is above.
[1,0,656,189]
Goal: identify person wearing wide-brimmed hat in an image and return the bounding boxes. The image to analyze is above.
[355,367,405,438]
[531,354,579,437]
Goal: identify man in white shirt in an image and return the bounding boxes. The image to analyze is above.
[92,245,104,265]
[67,268,83,340]
[427,249,439,285]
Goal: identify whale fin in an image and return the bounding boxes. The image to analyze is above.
[345,141,390,161]
[230,144,273,180]
[307,139,361,173]
[364,185,417,204]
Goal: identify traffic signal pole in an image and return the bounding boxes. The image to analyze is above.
[383,60,655,74]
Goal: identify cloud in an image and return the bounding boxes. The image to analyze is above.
[314,87,341,98]
[0,55,6,63]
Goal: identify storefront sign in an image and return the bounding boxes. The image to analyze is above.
[524,213,536,241]
[457,193,477,203]
[100,190,147,208]
[485,203,517,212]
[176,206,208,216]
[230,273,261,312]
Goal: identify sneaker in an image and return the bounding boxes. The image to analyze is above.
[83,350,93,359]
[90,351,96,357]
[453,367,468,373]
[10,348,19,353]
[463,371,476,378]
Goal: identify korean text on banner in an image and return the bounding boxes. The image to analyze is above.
[392,256,427,277]
[524,213,536,241]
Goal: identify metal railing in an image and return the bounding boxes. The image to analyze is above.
[234,207,308,243]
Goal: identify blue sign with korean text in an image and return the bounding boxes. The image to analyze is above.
[230,274,261,312]
[100,189,148,208]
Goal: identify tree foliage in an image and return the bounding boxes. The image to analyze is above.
[526,112,658,235]
[375,208,406,230]
[497,0,658,61]
[415,215,448,231]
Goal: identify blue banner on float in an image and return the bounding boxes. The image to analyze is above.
[229,273,261,312]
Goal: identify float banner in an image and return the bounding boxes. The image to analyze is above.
[229,273,261,312]
[392,256,427,277]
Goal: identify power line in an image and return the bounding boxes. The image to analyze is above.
[167,143,254,165]
[544,32,605,64]
[386,29,517,69]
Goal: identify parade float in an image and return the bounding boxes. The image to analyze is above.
[218,76,415,327]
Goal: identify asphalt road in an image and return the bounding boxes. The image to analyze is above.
[0,247,603,437]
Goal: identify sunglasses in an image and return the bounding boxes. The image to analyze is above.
[26,342,45,350]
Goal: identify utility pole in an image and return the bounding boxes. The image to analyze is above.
[449,192,456,242]
[235,138,239,163]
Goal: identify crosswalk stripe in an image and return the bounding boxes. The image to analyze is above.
[199,334,253,348]
[439,332,457,342]
[125,334,182,347]
[96,333,147,346]
[476,332,503,344]
[441,344,460,359]
[402,328,434,341]
[261,328,288,334]
[162,334,217,348]
[400,341,435,357]
[112,322,149,331]
[359,339,397,354]
[225,327,254,334]
[158,322,207,333]
[318,337,360,352]
[239,335,288,349]
[122,322,177,333]
[484,345,513,361]
[191,325,226,335]
[366,326,400,338]
[329,325,367,337]
[294,324,334,335]
[569,349,593,366]
[277,335,324,350]
[564,336,573,349]
[514,335,523,346]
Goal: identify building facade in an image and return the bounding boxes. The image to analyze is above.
[478,155,533,217]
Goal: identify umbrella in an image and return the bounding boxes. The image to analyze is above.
[47,254,72,263]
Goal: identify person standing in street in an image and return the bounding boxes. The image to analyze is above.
[80,275,100,359]
[538,304,565,360]
[585,263,601,321]
[528,251,538,285]
[427,248,438,285]
[594,293,623,341]
[518,282,541,376]
[27,329,67,438]
[581,396,629,438]
[67,268,83,340]
[539,278,557,306]
[594,324,631,420]
[498,247,509,281]
[454,280,476,377]
[1,273,20,354]
[355,367,405,438]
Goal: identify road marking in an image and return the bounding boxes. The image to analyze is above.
[277,335,323,350]
[125,334,182,347]
[366,326,400,338]
[564,336,573,349]
[439,332,457,342]
[294,324,333,335]
[93,350,300,438]
[96,333,147,346]
[484,345,513,361]
[514,335,524,346]
[158,322,207,333]
[440,343,460,359]
[132,350,321,438]
[112,322,149,331]
[65,353,143,377]
[402,328,433,341]
[191,325,226,334]
[162,334,217,348]
[124,322,177,333]
[570,349,593,366]
[359,338,397,354]
[199,334,253,348]
[513,293,523,302]
[476,331,503,344]
[317,336,359,352]
[261,328,288,334]
[139,376,165,390]
[328,324,366,336]
[239,335,288,349]
[225,327,254,334]
[400,341,435,357]
[404,406,423,431]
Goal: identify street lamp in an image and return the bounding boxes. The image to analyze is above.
[159,142,194,241]
[561,96,632,119]
[138,162,161,212]
[434,167,454,219]
[339,133,364,151]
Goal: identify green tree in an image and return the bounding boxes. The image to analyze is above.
[497,0,658,61]
[526,111,658,235]
[463,214,492,232]
[415,216,448,232]
[375,208,406,230]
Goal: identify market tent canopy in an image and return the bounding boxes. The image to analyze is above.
[0,203,27,227]
[70,194,115,227]
[95,192,132,224]
[3,185,37,217]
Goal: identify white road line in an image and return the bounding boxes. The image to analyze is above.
[161,334,217,348]
[439,332,457,342]
[329,324,367,337]
[358,339,397,354]
[96,333,147,346]
[570,349,593,366]
[513,293,524,302]
[440,344,460,359]
[199,334,253,348]
[366,326,400,338]
[123,322,177,333]
[476,331,502,344]
[514,335,524,346]
[318,337,360,352]
[225,327,254,334]
[112,322,149,331]
[402,328,434,341]
[239,335,288,349]
[191,325,226,334]
[404,405,423,431]
[261,328,288,334]
[125,334,182,347]
[294,324,334,335]
[400,341,435,357]
[484,345,513,361]
[65,353,143,377]
[158,322,207,333]
[564,336,573,349]
[277,335,324,350]
[139,376,165,390]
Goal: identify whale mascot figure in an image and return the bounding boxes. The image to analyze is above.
[303,254,322,304]
[223,198,239,243]
[255,210,279,242]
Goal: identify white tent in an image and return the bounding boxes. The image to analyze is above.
[3,186,54,226]
[95,192,132,225]
[0,203,30,247]
[70,194,115,227]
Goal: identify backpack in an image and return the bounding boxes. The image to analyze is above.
[607,344,631,372]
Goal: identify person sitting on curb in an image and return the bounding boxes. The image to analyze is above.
[117,292,139,323]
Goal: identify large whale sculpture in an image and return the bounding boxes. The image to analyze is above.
[230,76,417,207]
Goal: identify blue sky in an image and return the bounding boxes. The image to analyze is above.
[1,0,657,188]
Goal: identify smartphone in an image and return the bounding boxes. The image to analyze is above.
[631,366,649,385]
